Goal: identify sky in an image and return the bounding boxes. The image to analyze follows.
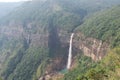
[0,0,30,2]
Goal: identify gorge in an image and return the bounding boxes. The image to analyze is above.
[0,0,120,80]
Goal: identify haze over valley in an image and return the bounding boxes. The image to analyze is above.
[0,0,120,80]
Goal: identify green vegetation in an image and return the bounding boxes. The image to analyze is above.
[1,0,120,31]
[0,0,84,32]
[63,5,120,80]
[0,0,120,80]
[63,55,96,80]
[63,48,120,80]
[77,5,120,47]
[5,47,48,80]
[2,46,26,80]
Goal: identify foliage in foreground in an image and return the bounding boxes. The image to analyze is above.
[63,48,120,80]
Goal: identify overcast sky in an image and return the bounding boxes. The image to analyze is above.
[0,0,30,2]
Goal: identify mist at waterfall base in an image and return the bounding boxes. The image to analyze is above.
[60,33,74,73]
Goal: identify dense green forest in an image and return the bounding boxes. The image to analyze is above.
[76,5,120,47]
[63,48,120,80]
[0,0,120,80]
[63,5,120,80]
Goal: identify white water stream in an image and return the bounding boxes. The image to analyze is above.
[67,33,74,69]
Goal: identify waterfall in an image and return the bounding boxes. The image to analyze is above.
[97,41,102,60]
[67,33,74,69]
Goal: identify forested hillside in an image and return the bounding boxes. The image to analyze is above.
[63,6,120,80]
[63,48,120,80]
[0,2,22,18]
[77,5,120,47]
[0,0,120,80]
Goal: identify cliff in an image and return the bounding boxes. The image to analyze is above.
[0,0,120,80]
[73,32,109,61]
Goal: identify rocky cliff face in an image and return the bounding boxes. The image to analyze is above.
[37,29,110,80]
[0,22,110,74]
[42,28,110,73]
[0,1,120,80]
[73,32,109,61]
[0,22,110,80]
[56,29,109,61]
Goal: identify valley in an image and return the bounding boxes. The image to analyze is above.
[0,0,120,80]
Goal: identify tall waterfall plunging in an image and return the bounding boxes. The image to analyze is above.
[67,33,74,69]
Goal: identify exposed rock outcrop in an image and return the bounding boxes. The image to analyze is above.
[73,32,109,61]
